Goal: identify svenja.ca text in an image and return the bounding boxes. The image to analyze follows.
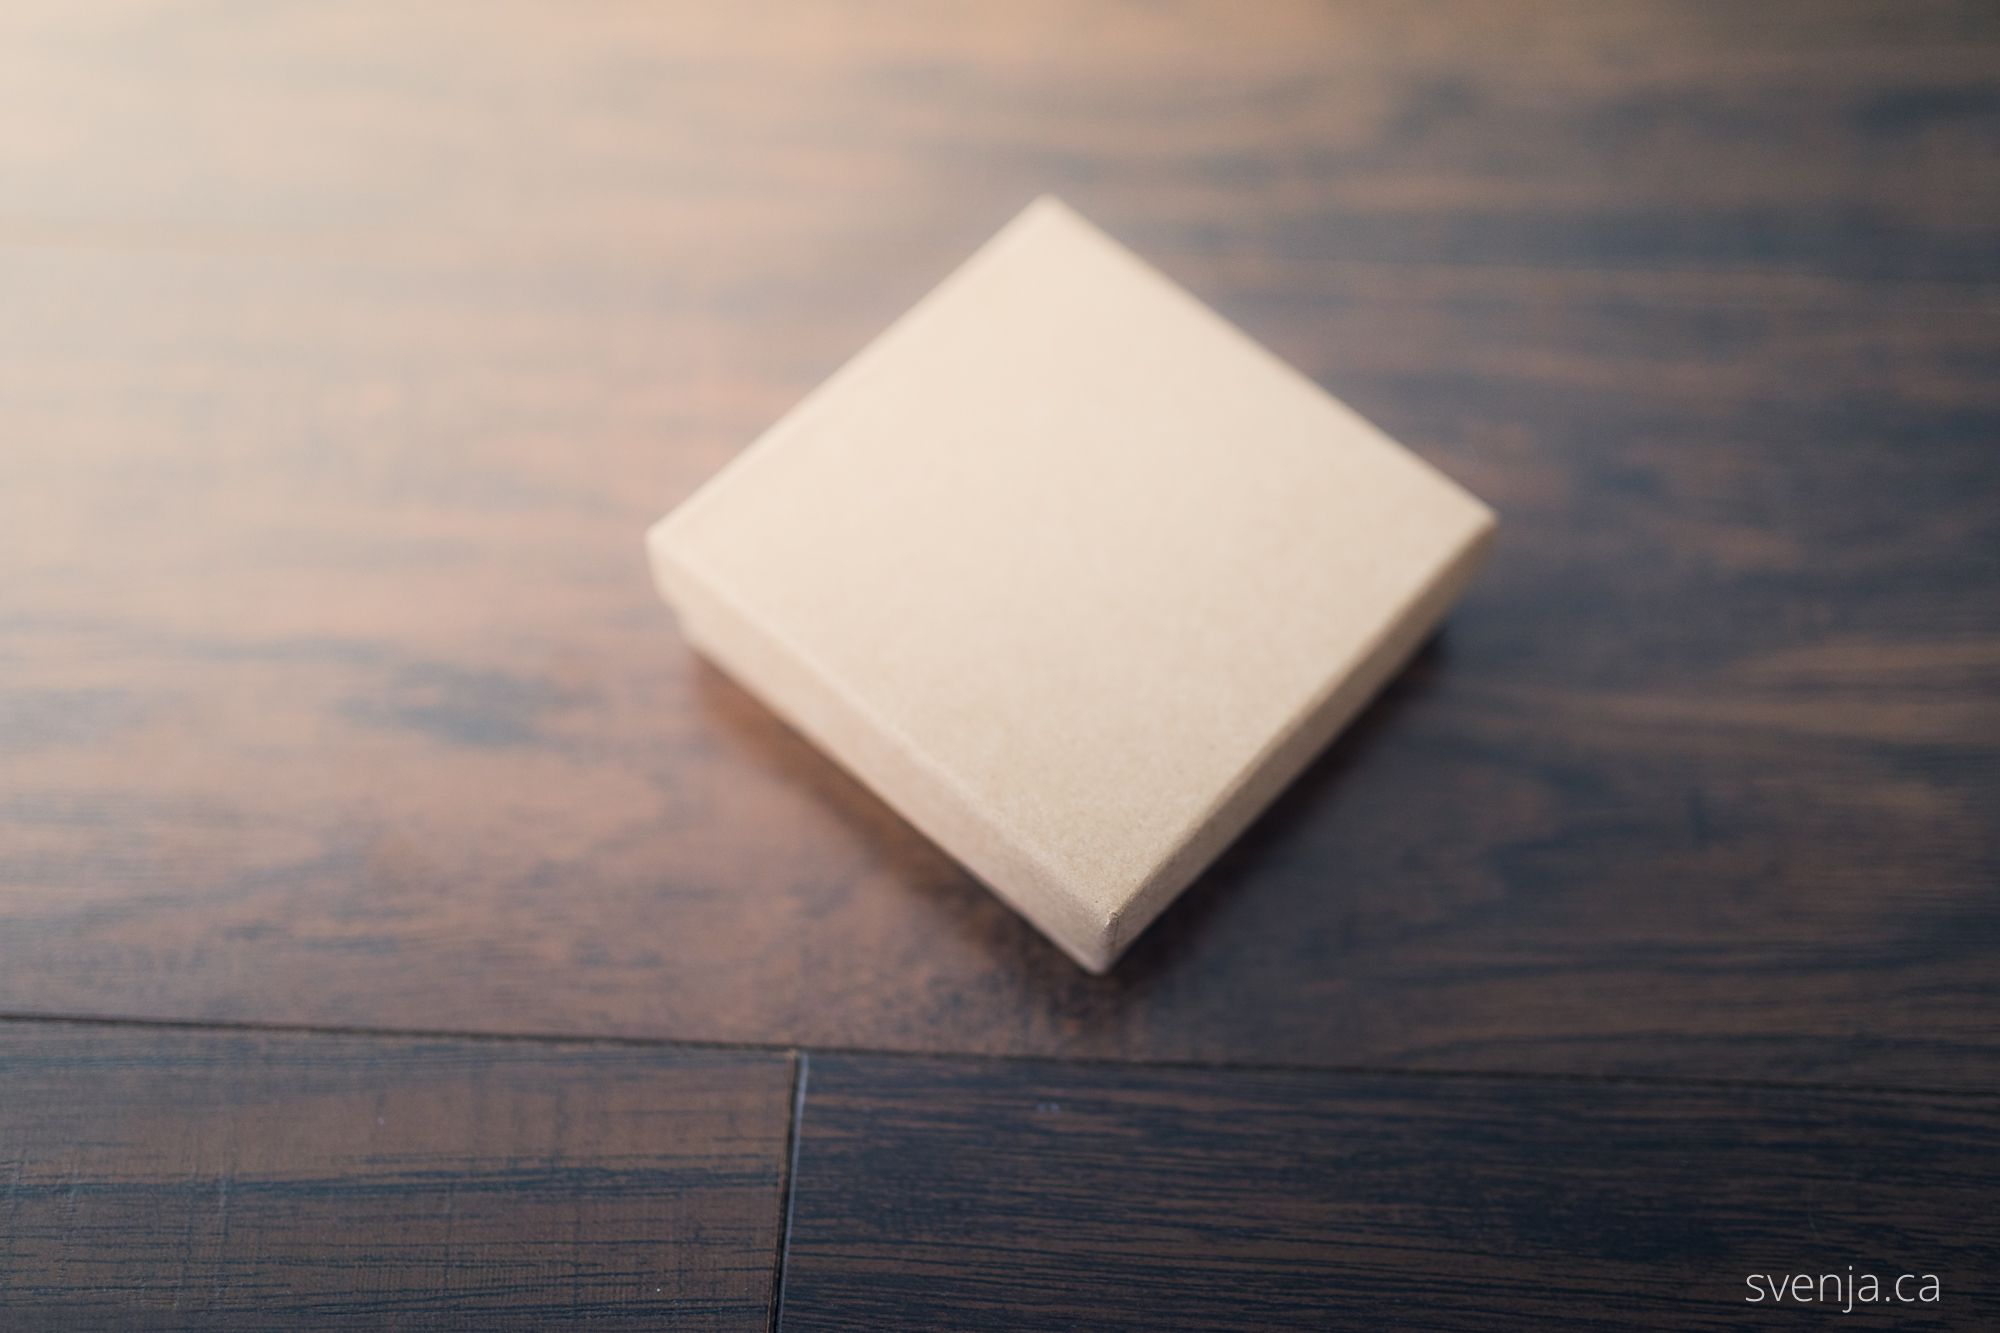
[1745,1268,1940,1313]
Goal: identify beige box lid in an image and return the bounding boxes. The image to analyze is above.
[648,198,1495,973]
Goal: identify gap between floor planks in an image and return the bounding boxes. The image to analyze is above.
[0,1011,1989,1103]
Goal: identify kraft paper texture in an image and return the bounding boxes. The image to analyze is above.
[649,198,1495,971]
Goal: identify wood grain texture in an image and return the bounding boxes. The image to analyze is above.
[0,1022,795,1330]
[779,1054,2000,1331]
[1,1,1997,1086]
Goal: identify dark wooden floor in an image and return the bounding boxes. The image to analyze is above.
[2,0,1996,1326]
[0,1025,796,1329]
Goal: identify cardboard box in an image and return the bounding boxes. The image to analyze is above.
[648,198,1495,972]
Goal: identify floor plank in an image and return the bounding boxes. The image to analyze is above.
[777,1054,2000,1331]
[0,1023,795,1330]
[1,1,1996,1087]
[3,244,1993,1087]
[3,1,1995,284]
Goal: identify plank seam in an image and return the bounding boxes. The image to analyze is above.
[0,1011,1988,1101]
[769,1050,810,1333]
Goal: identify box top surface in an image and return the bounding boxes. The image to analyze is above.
[655,197,1491,933]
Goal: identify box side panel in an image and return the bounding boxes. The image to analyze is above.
[1105,513,1497,962]
[647,521,1119,972]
